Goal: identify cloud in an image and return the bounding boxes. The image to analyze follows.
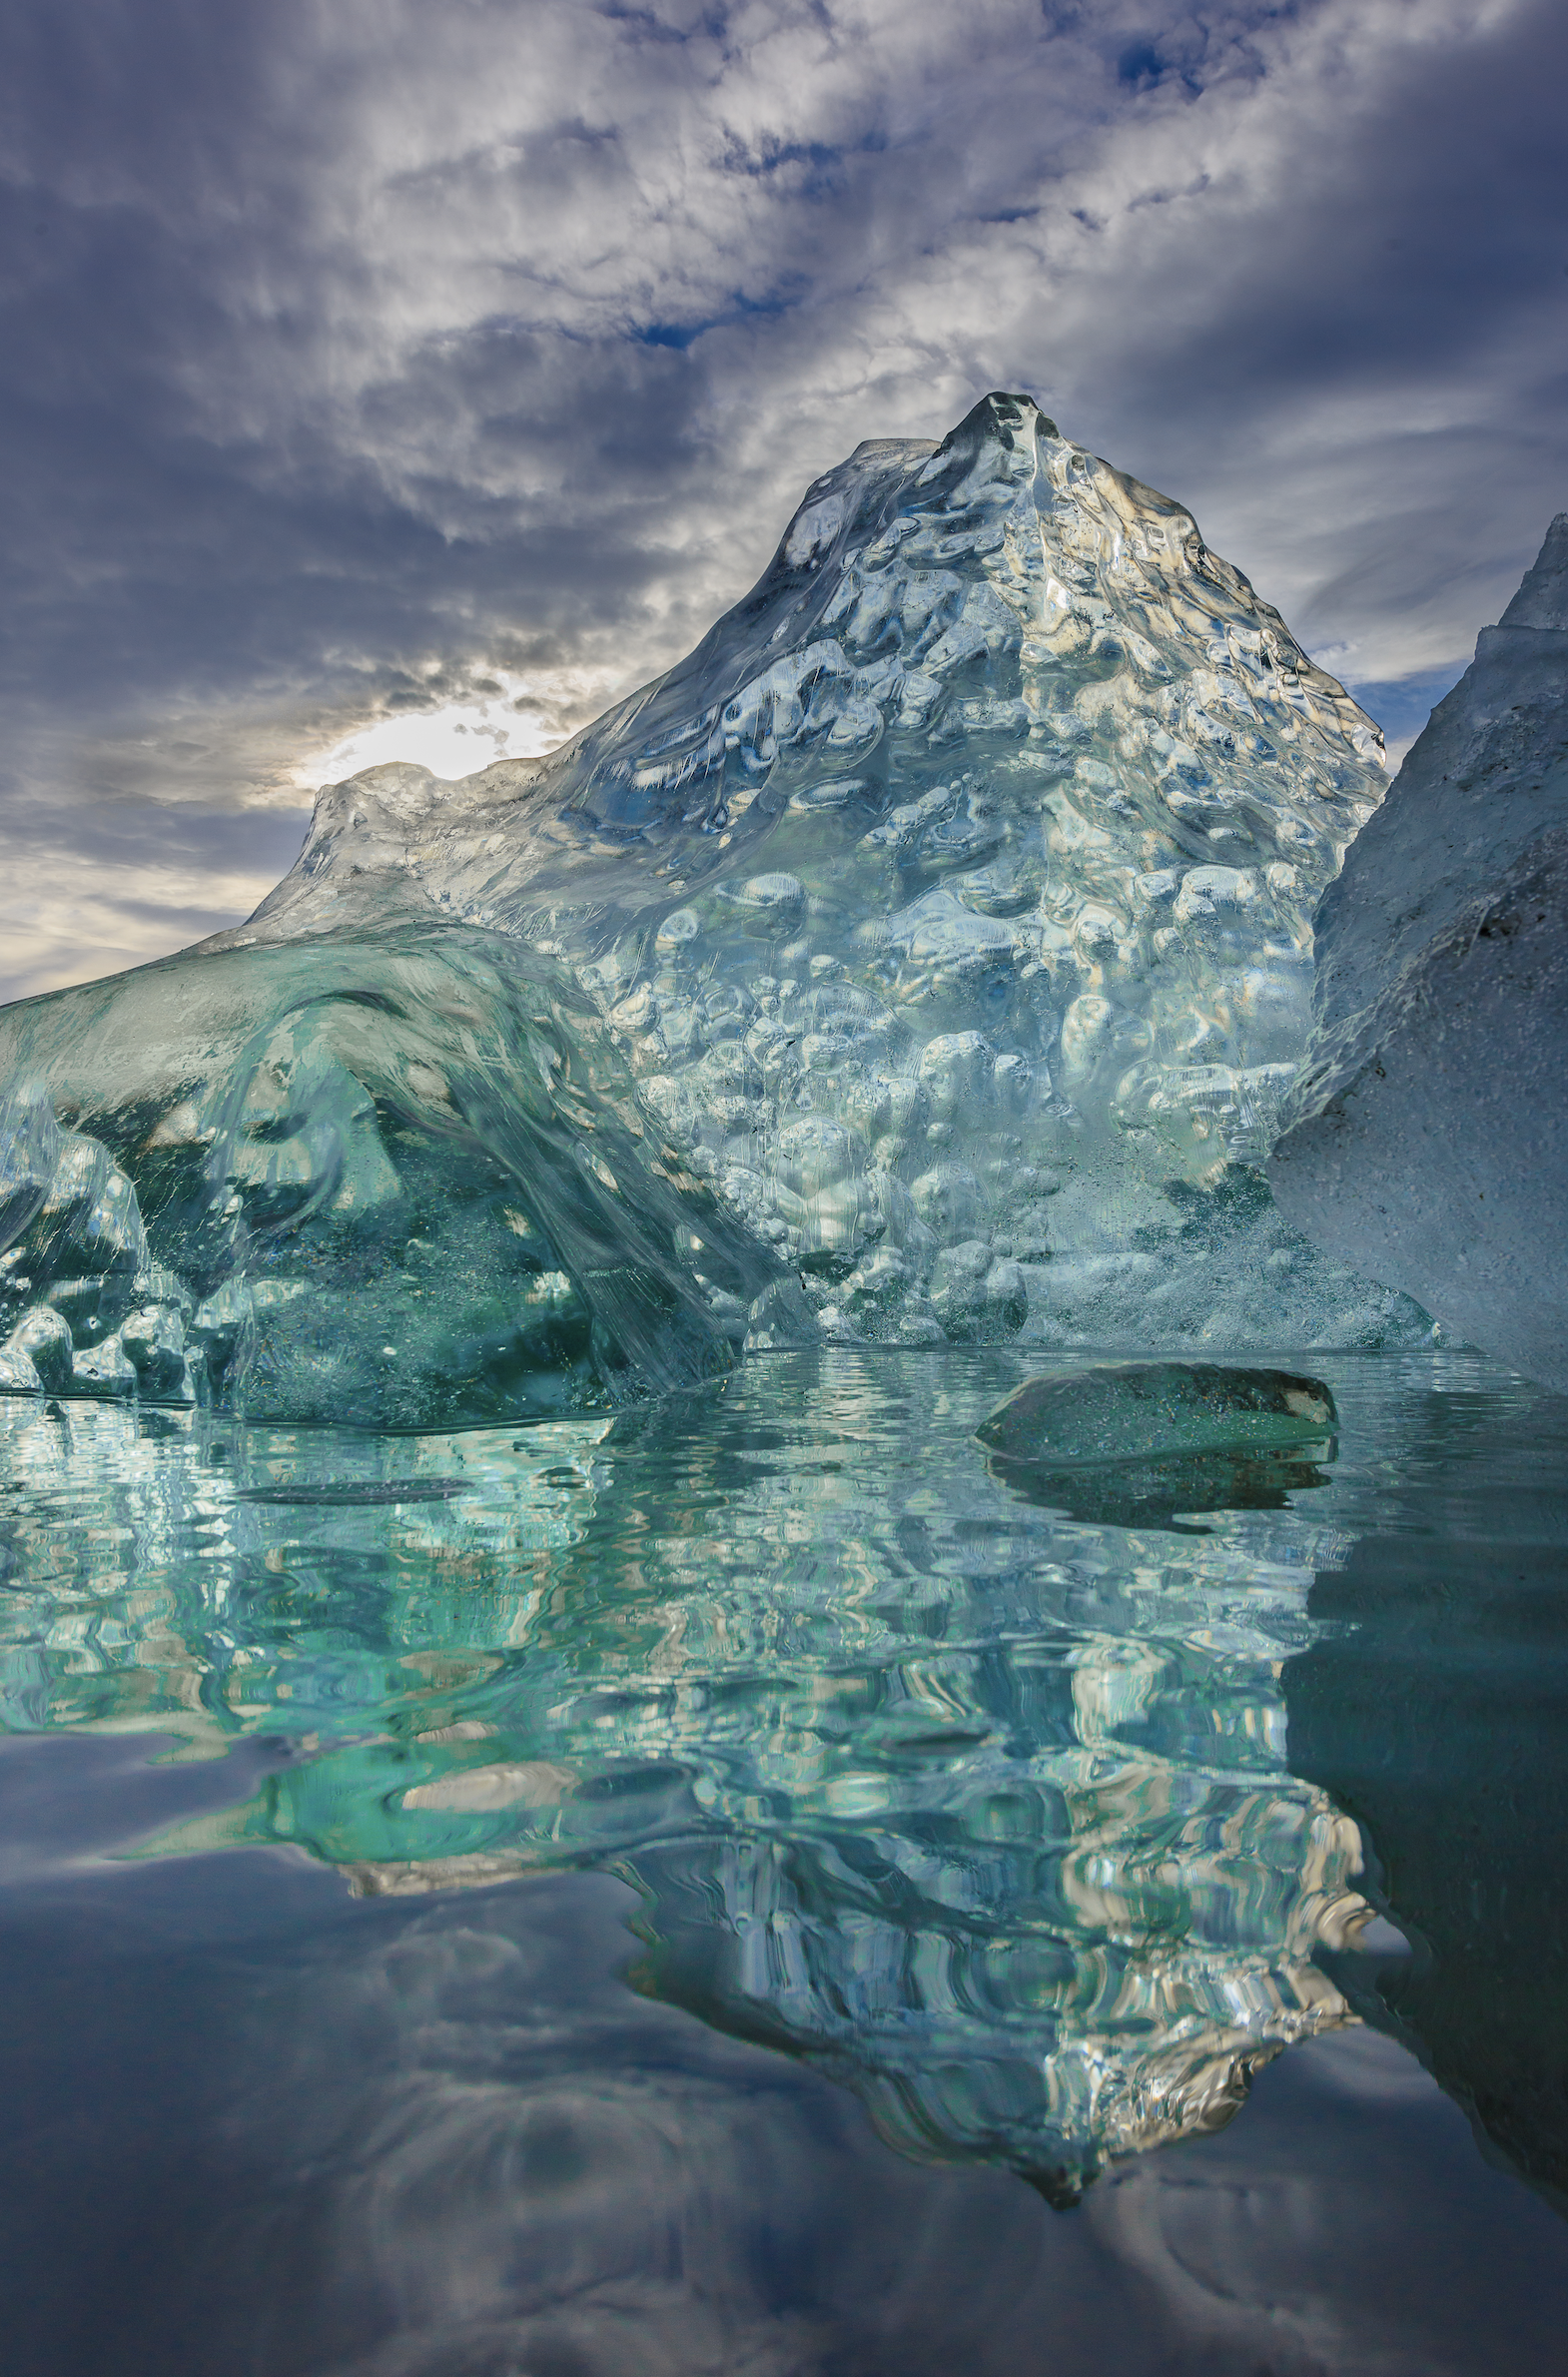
[1,0,1564,996]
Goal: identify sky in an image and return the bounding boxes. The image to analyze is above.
[1,0,1564,1004]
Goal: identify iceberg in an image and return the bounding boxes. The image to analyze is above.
[0,395,1427,1422]
[1271,515,1568,1390]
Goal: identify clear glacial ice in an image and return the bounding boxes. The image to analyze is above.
[0,394,1434,1424]
[0,927,771,1425]
[975,1359,1337,1467]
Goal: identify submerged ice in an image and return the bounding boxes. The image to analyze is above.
[0,394,1429,1421]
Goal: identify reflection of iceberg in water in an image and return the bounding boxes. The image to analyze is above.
[0,1351,1372,2197]
[631,1739,1359,2201]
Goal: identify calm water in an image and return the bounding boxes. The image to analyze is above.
[2,1347,1567,2374]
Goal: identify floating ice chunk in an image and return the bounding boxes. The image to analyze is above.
[978,1361,1337,1464]
[978,1360,1338,1525]
[0,926,770,1423]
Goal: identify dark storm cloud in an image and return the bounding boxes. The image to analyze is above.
[1,0,1564,995]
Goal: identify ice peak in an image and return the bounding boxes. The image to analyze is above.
[1500,511,1568,633]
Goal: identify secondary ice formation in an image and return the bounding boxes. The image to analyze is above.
[0,393,1430,1420]
[0,932,770,1425]
[1271,514,1568,1391]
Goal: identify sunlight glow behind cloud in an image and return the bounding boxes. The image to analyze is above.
[294,666,624,789]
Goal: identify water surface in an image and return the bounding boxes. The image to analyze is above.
[2,1348,1566,2371]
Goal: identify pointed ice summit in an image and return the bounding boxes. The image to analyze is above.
[0,395,1426,1421]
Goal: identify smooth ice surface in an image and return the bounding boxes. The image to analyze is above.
[0,930,770,1425]
[0,396,1430,1424]
[1272,515,1568,1389]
